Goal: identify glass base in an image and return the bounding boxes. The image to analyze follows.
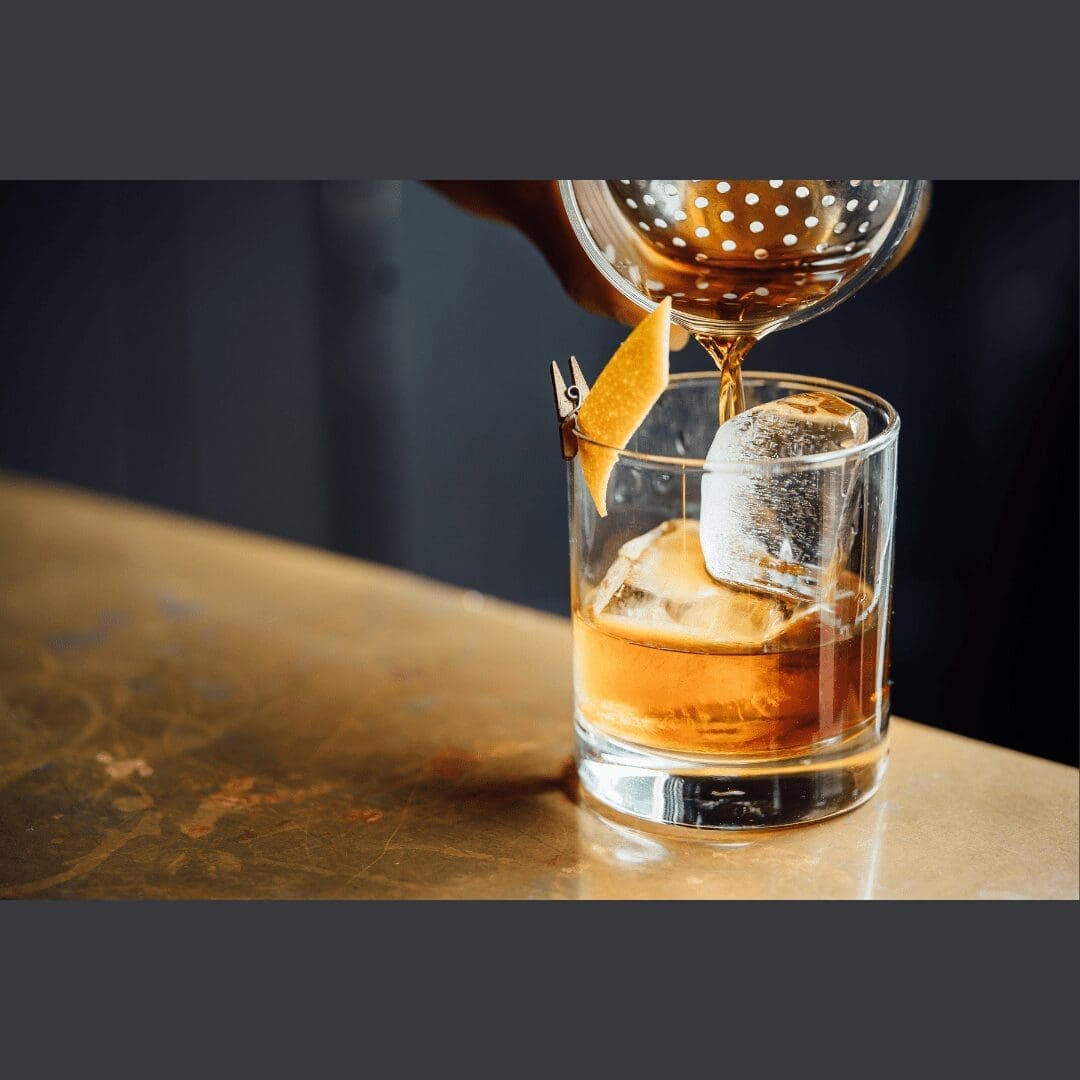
[575,714,888,830]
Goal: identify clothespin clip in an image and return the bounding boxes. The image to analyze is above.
[550,356,590,461]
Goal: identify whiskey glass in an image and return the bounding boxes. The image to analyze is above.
[570,370,899,829]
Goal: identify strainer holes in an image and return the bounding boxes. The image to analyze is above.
[721,239,736,252]
[744,192,760,205]
[858,221,870,234]
[833,221,847,235]
[783,234,797,246]
[723,292,738,300]
[674,209,687,221]
[749,220,764,233]
[672,237,687,248]
[795,185,810,198]
[815,243,828,253]
[774,204,789,217]
[696,279,710,290]
[804,215,819,227]
[850,180,862,187]
[769,180,784,188]
[720,210,735,223]
[754,286,770,296]
[639,221,651,231]
[846,199,859,211]
[695,226,710,238]
[625,198,638,209]
[716,181,731,193]
[821,195,836,207]
[643,193,656,206]
[868,199,880,212]
[694,253,709,263]
[654,218,668,228]
[694,196,709,209]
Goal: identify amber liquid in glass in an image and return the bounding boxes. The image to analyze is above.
[573,520,885,757]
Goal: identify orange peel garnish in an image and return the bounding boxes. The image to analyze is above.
[576,297,671,516]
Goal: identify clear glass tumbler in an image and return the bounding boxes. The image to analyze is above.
[569,370,899,829]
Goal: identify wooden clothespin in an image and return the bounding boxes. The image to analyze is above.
[550,356,590,460]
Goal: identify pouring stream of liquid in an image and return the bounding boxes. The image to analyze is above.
[694,333,756,424]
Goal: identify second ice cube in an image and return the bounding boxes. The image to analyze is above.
[700,391,869,601]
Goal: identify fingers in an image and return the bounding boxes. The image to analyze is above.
[573,266,693,351]
[519,184,692,349]
[426,180,692,350]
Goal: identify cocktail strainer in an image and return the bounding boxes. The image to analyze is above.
[560,180,930,340]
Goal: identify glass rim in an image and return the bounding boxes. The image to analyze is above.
[573,370,900,469]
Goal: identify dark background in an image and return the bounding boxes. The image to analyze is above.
[0,180,1076,765]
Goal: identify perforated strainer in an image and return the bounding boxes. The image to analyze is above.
[560,180,929,340]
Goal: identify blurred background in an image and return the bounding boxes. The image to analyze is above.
[0,180,1076,764]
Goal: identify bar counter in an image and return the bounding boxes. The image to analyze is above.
[1,474,1075,899]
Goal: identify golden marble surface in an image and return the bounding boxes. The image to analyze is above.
[0,474,1076,900]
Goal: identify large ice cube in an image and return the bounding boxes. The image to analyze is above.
[699,391,868,602]
[589,519,801,649]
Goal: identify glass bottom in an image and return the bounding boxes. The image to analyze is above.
[575,714,888,830]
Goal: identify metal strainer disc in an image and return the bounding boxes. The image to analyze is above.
[561,179,929,339]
